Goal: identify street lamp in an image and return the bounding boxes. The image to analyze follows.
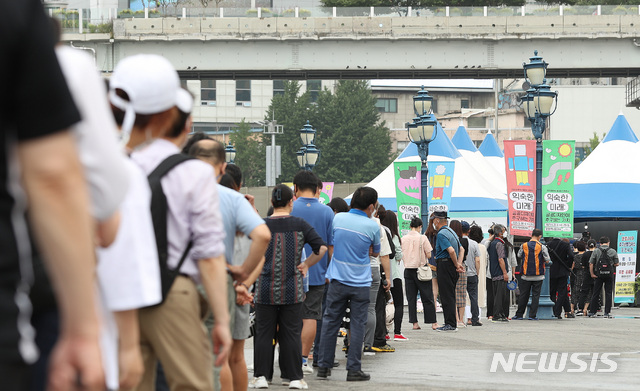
[224,143,236,164]
[408,87,438,230]
[298,121,320,171]
[522,50,558,320]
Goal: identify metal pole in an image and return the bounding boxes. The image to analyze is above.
[420,144,429,232]
[271,133,276,185]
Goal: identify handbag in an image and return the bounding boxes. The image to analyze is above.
[417,238,433,281]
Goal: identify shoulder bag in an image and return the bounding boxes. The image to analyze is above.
[417,237,433,281]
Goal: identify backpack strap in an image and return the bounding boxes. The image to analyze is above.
[148,154,195,275]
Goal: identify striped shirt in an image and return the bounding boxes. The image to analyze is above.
[255,215,325,305]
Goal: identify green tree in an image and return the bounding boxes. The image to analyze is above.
[265,81,313,183]
[229,119,266,187]
[311,80,392,183]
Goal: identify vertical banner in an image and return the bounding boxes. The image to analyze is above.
[504,140,536,236]
[615,230,637,304]
[393,162,421,237]
[541,140,575,237]
[319,182,334,205]
[427,161,455,218]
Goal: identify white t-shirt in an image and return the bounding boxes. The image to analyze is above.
[56,45,129,221]
[370,218,392,268]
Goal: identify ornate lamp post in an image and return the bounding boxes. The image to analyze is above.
[298,121,320,171]
[224,143,236,164]
[408,87,438,229]
[522,50,558,319]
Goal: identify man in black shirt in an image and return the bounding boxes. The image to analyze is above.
[547,237,575,319]
[1,1,105,390]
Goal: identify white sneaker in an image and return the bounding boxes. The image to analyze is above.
[289,380,309,389]
[302,363,314,374]
[249,376,269,389]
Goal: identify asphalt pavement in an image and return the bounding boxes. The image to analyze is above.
[244,306,640,390]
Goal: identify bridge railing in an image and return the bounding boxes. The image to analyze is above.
[49,4,640,34]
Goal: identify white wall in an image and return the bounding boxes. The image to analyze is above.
[549,85,640,142]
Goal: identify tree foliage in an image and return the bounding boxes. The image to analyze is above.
[262,80,391,184]
[228,119,266,187]
[310,80,392,183]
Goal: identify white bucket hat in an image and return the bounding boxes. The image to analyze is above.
[109,54,192,145]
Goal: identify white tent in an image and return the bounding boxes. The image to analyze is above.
[574,114,640,219]
[478,130,506,186]
[451,125,506,197]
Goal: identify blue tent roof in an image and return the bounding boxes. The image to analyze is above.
[602,114,639,143]
[478,132,504,158]
[451,125,478,152]
[398,122,462,160]
[575,183,640,218]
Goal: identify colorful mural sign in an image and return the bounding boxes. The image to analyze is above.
[427,161,455,217]
[504,140,536,237]
[541,140,575,238]
[615,230,637,304]
[319,182,334,205]
[393,162,421,237]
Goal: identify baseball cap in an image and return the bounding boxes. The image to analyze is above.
[109,54,192,144]
[461,221,470,231]
[432,211,448,219]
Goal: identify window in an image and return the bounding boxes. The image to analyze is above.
[468,116,486,128]
[397,140,409,151]
[431,99,438,114]
[461,99,470,109]
[201,79,216,102]
[307,80,321,103]
[375,98,397,113]
[236,80,251,102]
[273,80,285,97]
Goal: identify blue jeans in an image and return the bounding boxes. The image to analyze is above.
[312,284,329,364]
[318,280,369,372]
[364,266,380,348]
[466,275,479,322]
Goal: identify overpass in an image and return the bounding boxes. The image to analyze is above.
[63,12,640,79]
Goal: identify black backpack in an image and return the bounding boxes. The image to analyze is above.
[148,153,195,306]
[595,248,613,277]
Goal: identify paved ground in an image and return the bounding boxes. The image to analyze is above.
[245,306,640,390]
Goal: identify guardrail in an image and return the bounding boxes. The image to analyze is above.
[50,4,640,34]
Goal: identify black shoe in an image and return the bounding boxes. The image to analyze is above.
[471,321,483,326]
[347,370,370,382]
[317,367,331,379]
[566,313,576,318]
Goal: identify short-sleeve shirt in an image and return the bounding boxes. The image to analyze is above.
[255,215,325,305]
[0,0,81,364]
[435,226,460,260]
[218,185,265,266]
[589,245,619,265]
[464,236,480,276]
[370,220,392,267]
[326,209,381,288]
[291,197,334,286]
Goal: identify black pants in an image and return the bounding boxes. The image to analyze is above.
[373,269,387,347]
[390,278,404,335]
[590,276,614,315]
[0,363,29,391]
[466,275,479,322]
[404,268,436,324]
[312,284,329,363]
[486,277,494,317]
[254,303,303,382]
[436,259,458,328]
[515,279,543,318]
[492,279,509,319]
[550,276,571,317]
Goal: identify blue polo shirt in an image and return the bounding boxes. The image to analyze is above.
[326,209,380,288]
[291,197,334,286]
[218,185,265,266]
[435,226,460,260]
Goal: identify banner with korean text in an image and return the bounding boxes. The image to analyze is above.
[394,162,421,237]
[542,140,575,238]
[615,230,637,304]
[319,182,334,205]
[427,161,455,219]
[504,140,536,237]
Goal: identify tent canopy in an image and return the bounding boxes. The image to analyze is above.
[574,114,640,219]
